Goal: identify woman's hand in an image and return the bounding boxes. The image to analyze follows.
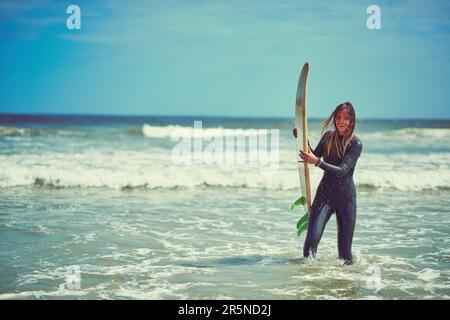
[299,148,319,165]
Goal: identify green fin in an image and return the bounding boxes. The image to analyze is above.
[296,212,309,229]
[297,222,308,236]
[296,212,309,237]
[290,196,307,210]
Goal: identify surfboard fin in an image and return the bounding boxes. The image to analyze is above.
[291,196,309,236]
[296,212,309,236]
[290,196,307,210]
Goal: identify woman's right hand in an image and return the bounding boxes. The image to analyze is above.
[293,128,297,138]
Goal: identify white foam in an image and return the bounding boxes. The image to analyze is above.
[0,126,26,136]
[142,124,269,139]
[0,148,449,191]
[360,128,450,140]
[417,268,441,281]
[136,248,152,255]
[0,126,85,137]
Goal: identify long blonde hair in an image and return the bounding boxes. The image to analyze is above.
[320,102,356,158]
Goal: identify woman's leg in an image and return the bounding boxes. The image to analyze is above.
[303,201,334,258]
[335,196,357,264]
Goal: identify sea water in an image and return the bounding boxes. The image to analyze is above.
[0,114,449,299]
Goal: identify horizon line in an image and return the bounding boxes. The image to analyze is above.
[1,111,449,122]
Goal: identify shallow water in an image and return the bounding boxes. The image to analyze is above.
[0,187,448,299]
[0,115,449,299]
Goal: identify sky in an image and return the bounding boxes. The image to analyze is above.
[0,0,449,119]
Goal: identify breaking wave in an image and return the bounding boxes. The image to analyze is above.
[0,150,448,191]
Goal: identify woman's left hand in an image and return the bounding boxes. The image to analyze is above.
[299,148,319,165]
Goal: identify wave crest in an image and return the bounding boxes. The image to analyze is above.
[361,128,450,140]
[142,124,269,139]
[0,126,84,137]
[1,156,448,192]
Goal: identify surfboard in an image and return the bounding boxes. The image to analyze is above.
[291,62,311,236]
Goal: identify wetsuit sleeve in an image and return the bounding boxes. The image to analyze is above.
[309,132,329,158]
[318,139,363,177]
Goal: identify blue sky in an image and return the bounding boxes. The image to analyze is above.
[0,0,449,119]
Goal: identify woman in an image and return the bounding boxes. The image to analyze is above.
[293,102,363,265]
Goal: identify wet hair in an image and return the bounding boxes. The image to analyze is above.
[320,102,356,158]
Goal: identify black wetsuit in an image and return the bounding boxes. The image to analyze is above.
[303,131,363,264]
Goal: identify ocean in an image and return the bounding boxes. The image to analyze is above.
[0,114,449,299]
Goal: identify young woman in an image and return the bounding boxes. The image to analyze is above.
[293,102,363,265]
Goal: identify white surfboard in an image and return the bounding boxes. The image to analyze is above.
[295,62,312,209]
[292,62,311,236]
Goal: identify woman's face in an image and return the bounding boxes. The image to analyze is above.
[335,108,352,135]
